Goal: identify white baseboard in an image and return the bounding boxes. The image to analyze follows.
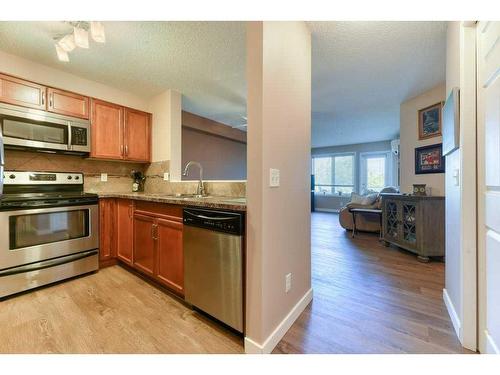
[443,288,462,340]
[315,208,340,213]
[244,288,313,354]
[485,330,500,354]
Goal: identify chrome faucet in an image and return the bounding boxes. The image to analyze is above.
[182,161,206,197]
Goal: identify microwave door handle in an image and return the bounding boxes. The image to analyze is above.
[67,122,72,151]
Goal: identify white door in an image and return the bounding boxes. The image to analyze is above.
[478,21,500,354]
[360,152,391,193]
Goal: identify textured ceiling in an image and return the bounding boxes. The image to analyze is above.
[308,21,447,147]
[0,21,247,127]
[0,21,447,147]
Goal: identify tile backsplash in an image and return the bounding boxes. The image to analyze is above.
[4,152,246,197]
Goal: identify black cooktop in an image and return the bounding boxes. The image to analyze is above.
[0,192,99,210]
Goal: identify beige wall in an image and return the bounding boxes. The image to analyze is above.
[400,83,446,195]
[148,90,182,179]
[246,21,311,351]
[0,50,149,111]
[182,127,246,180]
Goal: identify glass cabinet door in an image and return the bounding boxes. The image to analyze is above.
[385,200,399,240]
[401,202,417,245]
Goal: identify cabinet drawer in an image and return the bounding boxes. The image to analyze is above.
[135,201,183,220]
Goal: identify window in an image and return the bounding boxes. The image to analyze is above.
[312,153,355,195]
[360,152,391,193]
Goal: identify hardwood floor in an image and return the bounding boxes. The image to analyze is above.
[273,212,473,354]
[0,266,243,354]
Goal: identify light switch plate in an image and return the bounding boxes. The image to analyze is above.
[163,172,170,181]
[269,168,280,187]
[100,173,108,182]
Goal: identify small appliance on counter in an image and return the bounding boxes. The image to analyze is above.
[131,170,145,192]
[0,171,99,298]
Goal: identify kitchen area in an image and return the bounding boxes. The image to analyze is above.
[0,24,248,353]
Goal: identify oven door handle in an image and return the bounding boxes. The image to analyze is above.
[0,249,98,277]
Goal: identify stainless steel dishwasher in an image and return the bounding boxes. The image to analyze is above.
[183,207,244,333]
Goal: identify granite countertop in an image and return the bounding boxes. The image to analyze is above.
[97,192,247,211]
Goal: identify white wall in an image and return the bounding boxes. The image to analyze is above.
[400,83,446,195]
[246,21,312,353]
[443,21,477,351]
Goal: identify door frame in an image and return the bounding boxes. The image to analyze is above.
[359,151,392,193]
[477,21,500,354]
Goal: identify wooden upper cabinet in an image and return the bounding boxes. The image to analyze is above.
[47,87,89,119]
[124,108,151,162]
[156,218,184,295]
[0,73,47,110]
[91,99,124,160]
[116,199,134,265]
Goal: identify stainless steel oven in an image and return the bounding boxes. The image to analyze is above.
[0,102,90,155]
[0,171,99,298]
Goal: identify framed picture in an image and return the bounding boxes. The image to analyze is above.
[418,102,442,140]
[415,143,445,174]
[442,87,460,156]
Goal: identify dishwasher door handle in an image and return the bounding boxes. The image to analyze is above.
[184,210,236,221]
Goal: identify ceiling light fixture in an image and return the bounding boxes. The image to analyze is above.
[55,44,69,62]
[53,21,106,62]
[73,26,89,49]
[90,21,106,43]
[57,34,76,52]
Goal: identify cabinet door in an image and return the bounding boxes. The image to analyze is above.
[133,213,156,276]
[124,108,151,162]
[156,218,184,295]
[400,201,418,249]
[0,73,46,110]
[47,87,89,119]
[91,99,124,160]
[384,199,400,241]
[99,198,117,264]
[116,199,134,265]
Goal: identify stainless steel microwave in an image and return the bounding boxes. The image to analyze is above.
[0,102,90,155]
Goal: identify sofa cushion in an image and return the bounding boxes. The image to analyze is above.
[350,192,378,206]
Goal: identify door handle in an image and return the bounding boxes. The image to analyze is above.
[41,91,46,106]
[151,223,158,240]
[120,144,124,156]
[125,145,129,156]
[49,93,53,107]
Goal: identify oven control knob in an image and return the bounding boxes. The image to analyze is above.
[75,176,80,180]
[9,174,16,179]
[67,176,72,180]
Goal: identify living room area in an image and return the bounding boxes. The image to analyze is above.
[274,21,468,353]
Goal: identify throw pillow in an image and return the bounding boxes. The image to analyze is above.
[350,193,365,204]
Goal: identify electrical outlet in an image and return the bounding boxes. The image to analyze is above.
[100,173,108,182]
[285,273,292,293]
[163,172,170,181]
[269,168,280,187]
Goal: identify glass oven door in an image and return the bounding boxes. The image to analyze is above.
[0,204,99,270]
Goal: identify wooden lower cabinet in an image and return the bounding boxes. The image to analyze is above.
[116,199,134,265]
[133,213,156,276]
[99,198,117,266]
[156,218,184,295]
[99,198,184,295]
